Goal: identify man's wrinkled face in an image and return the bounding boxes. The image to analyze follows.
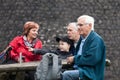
[67,25,78,41]
[77,18,91,37]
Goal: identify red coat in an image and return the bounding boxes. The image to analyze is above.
[9,36,42,62]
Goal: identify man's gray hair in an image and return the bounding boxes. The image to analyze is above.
[77,15,95,30]
[68,22,78,31]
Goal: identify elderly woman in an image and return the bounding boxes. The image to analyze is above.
[9,21,42,63]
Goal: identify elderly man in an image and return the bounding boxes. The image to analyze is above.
[67,22,81,55]
[62,15,106,80]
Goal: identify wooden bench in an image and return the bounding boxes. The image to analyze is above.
[0,59,111,72]
[0,59,111,80]
[0,61,40,72]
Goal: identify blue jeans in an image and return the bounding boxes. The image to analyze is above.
[62,70,80,80]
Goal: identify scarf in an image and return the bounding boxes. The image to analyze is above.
[23,36,38,48]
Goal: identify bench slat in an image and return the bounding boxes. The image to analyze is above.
[0,61,40,72]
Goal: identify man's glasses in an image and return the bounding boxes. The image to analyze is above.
[77,23,88,27]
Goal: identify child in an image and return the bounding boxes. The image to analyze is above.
[29,36,74,80]
[29,36,73,59]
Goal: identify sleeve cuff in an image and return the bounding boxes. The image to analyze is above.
[79,68,83,79]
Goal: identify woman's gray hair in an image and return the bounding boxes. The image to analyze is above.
[77,15,95,30]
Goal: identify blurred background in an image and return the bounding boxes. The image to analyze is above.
[0,0,120,80]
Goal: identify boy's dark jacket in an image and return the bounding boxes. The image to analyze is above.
[33,48,74,69]
[33,48,72,59]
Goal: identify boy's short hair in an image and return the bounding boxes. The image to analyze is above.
[55,36,73,46]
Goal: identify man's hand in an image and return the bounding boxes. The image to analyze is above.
[67,56,74,64]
